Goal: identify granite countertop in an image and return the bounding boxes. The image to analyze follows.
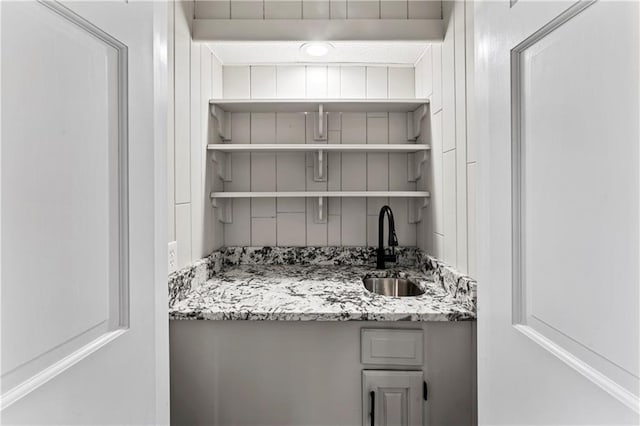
[168,247,477,322]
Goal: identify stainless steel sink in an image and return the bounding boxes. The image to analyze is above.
[362,277,425,297]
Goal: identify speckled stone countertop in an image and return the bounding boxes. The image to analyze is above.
[169,247,477,322]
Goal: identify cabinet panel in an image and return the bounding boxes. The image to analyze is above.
[361,329,423,366]
[363,370,423,426]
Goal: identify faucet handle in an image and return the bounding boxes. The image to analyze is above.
[390,230,399,247]
[384,247,398,263]
[384,252,397,263]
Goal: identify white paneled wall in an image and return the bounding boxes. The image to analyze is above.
[195,0,442,19]
[220,64,423,247]
[168,0,477,275]
[222,111,421,247]
[414,0,475,276]
[223,64,416,100]
[169,1,224,269]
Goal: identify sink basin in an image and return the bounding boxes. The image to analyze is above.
[362,277,425,297]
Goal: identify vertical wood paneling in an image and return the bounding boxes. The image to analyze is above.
[195,0,231,18]
[175,204,192,268]
[465,0,476,279]
[223,65,250,98]
[168,1,176,241]
[431,43,443,113]
[330,0,347,18]
[422,45,433,97]
[306,66,328,98]
[204,48,222,253]
[204,61,441,251]
[408,0,441,18]
[226,113,251,191]
[171,2,483,264]
[195,0,444,19]
[251,217,277,245]
[230,0,264,18]
[341,198,367,245]
[212,53,224,98]
[415,53,424,98]
[174,0,191,204]
[441,1,455,153]
[306,198,328,245]
[442,149,456,265]
[341,112,366,143]
[276,212,306,245]
[251,198,276,217]
[414,45,433,98]
[367,197,388,246]
[340,66,366,98]
[277,66,306,98]
[328,214,342,245]
[388,67,415,98]
[347,0,379,18]
[431,111,443,235]
[327,66,341,97]
[265,0,302,18]
[224,199,251,245]
[366,66,388,99]
[251,66,277,99]
[466,162,477,277]
[366,113,389,192]
[381,0,408,18]
[303,0,330,18]
[453,0,467,272]
[190,43,203,261]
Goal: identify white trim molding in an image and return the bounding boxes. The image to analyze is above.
[194,19,444,42]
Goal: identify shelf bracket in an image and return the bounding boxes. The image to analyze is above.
[408,196,429,224]
[313,149,328,182]
[313,196,328,224]
[313,104,328,140]
[406,104,428,141]
[211,151,232,182]
[407,150,428,182]
[210,104,231,141]
[211,197,233,224]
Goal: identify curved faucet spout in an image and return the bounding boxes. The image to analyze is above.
[377,205,399,269]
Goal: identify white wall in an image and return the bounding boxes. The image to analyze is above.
[194,0,442,20]
[168,1,224,269]
[415,0,475,276]
[168,0,477,275]
[220,65,427,247]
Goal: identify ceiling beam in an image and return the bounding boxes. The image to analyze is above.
[193,19,444,42]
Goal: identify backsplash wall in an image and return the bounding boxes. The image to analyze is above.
[218,64,429,248]
[222,112,427,247]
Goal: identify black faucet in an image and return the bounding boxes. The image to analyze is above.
[377,205,399,269]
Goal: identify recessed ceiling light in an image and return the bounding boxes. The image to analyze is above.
[301,42,333,58]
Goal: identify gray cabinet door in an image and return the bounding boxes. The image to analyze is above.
[362,370,423,426]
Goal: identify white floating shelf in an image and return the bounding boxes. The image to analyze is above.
[210,191,430,198]
[210,191,430,224]
[209,99,429,113]
[209,100,429,142]
[207,144,430,152]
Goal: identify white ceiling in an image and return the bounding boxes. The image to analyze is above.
[208,42,429,65]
